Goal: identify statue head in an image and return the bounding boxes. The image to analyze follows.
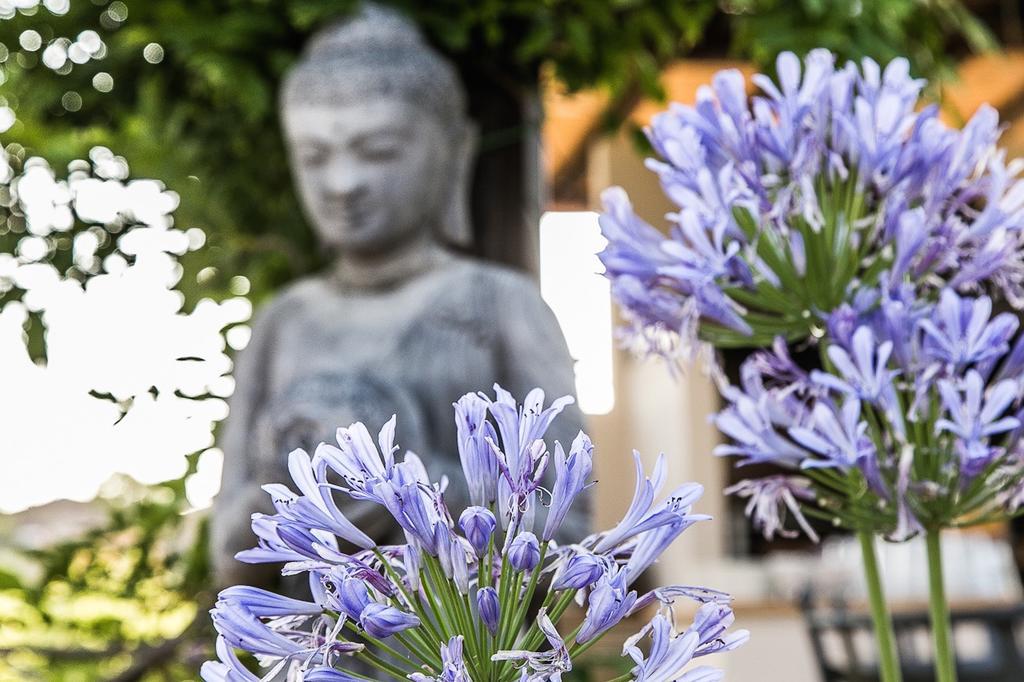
[280,3,475,256]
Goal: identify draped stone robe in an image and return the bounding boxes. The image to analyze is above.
[211,255,587,587]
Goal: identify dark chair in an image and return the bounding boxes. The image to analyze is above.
[800,591,1024,681]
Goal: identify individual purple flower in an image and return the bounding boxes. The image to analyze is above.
[455,392,499,507]
[870,283,930,374]
[599,186,677,282]
[235,514,332,565]
[576,569,638,644]
[542,432,594,541]
[217,586,322,618]
[507,531,541,572]
[359,602,420,639]
[436,526,472,594]
[410,636,472,682]
[315,417,397,502]
[811,326,899,408]
[201,636,262,682]
[378,480,445,555]
[686,602,751,658]
[790,398,876,470]
[303,669,365,681]
[920,290,1019,368]
[321,575,374,621]
[487,385,572,531]
[487,385,573,477]
[594,453,707,554]
[624,611,742,682]
[725,476,820,542]
[713,390,811,467]
[936,370,1021,477]
[459,506,496,556]
[209,597,313,659]
[551,551,608,591]
[260,448,375,550]
[476,586,500,636]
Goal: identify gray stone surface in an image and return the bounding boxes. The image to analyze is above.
[210,3,586,588]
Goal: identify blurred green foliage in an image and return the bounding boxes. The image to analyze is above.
[729,0,997,83]
[0,0,996,678]
[0,471,215,680]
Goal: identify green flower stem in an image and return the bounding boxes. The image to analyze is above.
[859,530,903,682]
[926,528,957,682]
[481,535,495,589]
[342,620,423,671]
[330,665,380,681]
[498,570,526,648]
[515,588,577,652]
[422,556,486,679]
[567,631,601,662]
[606,672,634,682]
[420,560,457,637]
[495,588,577,681]
[372,549,445,647]
[395,632,442,673]
[354,646,411,681]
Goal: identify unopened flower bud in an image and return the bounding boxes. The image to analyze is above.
[459,506,496,556]
[476,586,500,635]
[508,532,541,572]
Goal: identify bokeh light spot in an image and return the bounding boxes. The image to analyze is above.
[229,275,250,296]
[185,227,206,250]
[0,106,14,133]
[92,71,113,93]
[76,29,102,54]
[18,29,42,52]
[43,0,70,14]
[41,39,67,70]
[61,90,82,112]
[225,324,251,351]
[142,42,164,64]
[66,41,89,64]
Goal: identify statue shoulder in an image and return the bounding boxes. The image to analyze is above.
[445,256,543,300]
[442,258,563,343]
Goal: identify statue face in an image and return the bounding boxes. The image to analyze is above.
[283,99,454,255]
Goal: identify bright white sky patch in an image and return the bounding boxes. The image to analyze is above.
[539,211,615,415]
[0,152,248,513]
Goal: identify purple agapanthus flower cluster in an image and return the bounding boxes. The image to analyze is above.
[201,386,747,681]
[599,49,1024,358]
[718,288,1024,541]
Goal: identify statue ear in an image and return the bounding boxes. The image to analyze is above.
[440,120,478,248]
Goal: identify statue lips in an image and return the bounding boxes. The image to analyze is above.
[321,202,371,240]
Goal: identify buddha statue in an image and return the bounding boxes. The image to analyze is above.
[210,3,587,587]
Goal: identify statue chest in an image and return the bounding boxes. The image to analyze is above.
[246,268,513,467]
[269,283,498,388]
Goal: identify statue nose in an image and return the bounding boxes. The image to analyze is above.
[323,161,368,198]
